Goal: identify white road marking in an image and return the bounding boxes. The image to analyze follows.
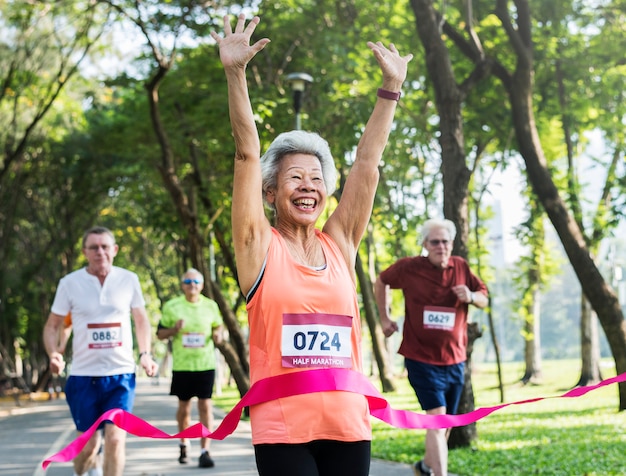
[33,424,75,476]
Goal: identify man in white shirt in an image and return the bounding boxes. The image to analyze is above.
[43,226,158,476]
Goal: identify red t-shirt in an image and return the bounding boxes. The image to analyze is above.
[380,255,488,365]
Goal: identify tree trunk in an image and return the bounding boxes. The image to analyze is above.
[486,296,505,403]
[409,0,485,446]
[489,0,626,410]
[409,0,471,256]
[215,339,250,398]
[209,280,250,378]
[522,283,542,384]
[557,53,603,390]
[355,253,396,392]
[145,67,250,396]
[576,297,603,386]
[502,55,626,410]
[448,322,482,449]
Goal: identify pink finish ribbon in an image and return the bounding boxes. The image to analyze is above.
[43,368,626,469]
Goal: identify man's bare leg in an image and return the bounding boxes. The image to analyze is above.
[72,430,101,475]
[197,398,213,451]
[177,399,192,447]
[102,423,126,476]
[423,406,447,476]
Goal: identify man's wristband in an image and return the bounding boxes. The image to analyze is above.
[470,292,475,304]
[138,351,151,361]
[377,88,401,101]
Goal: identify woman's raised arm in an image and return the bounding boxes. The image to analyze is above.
[324,41,413,264]
[211,15,272,295]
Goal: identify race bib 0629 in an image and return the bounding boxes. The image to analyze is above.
[423,306,456,331]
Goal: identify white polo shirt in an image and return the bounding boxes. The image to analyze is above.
[51,266,145,376]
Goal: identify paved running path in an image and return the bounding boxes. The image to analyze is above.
[0,378,414,476]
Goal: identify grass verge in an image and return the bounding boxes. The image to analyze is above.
[213,360,626,475]
[374,360,626,475]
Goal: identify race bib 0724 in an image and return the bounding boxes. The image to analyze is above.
[281,313,353,369]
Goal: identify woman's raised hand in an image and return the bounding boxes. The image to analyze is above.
[366,41,413,90]
[210,14,270,70]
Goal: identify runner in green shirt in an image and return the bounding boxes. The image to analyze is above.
[157,268,223,468]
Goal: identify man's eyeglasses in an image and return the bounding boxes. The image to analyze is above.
[182,278,203,285]
[86,244,112,251]
[428,239,450,246]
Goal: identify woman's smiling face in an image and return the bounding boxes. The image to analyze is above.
[267,153,327,226]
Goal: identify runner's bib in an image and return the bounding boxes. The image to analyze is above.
[182,333,205,348]
[423,306,455,331]
[281,313,352,368]
[87,322,122,349]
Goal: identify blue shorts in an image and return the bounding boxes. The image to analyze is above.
[405,359,465,414]
[65,373,136,432]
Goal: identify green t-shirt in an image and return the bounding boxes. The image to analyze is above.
[159,295,223,371]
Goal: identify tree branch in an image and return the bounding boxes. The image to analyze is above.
[494,0,532,69]
[441,20,510,92]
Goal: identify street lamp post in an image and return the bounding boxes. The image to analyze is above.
[285,72,313,130]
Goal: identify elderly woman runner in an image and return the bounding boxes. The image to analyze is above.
[211,14,412,476]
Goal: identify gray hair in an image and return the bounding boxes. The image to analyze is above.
[182,267,204,282]
[82,226,115,248]
[260,130,337,210]
[421,218,457,244]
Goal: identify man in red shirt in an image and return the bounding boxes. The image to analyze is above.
[375,218,488,476]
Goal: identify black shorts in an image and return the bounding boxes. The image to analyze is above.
[254,440,371,476]
[170,370,215,401]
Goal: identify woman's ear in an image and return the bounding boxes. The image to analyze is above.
[265,188,275,204]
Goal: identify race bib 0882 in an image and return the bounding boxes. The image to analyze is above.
[87,322,122,349]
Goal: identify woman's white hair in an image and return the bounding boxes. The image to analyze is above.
[260,130,337,210]
[421,218,457,244]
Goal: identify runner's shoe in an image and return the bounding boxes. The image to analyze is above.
[413,460,432,475]
[73,468,102,476]
[178,444,188,464]
[412,460,458,476]
[198,451,215,468]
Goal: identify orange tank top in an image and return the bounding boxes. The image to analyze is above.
[246,228,371,444]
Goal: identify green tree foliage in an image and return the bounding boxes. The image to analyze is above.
[0,1,114,386]
[1,0,625,408]
[0,0,109,181]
